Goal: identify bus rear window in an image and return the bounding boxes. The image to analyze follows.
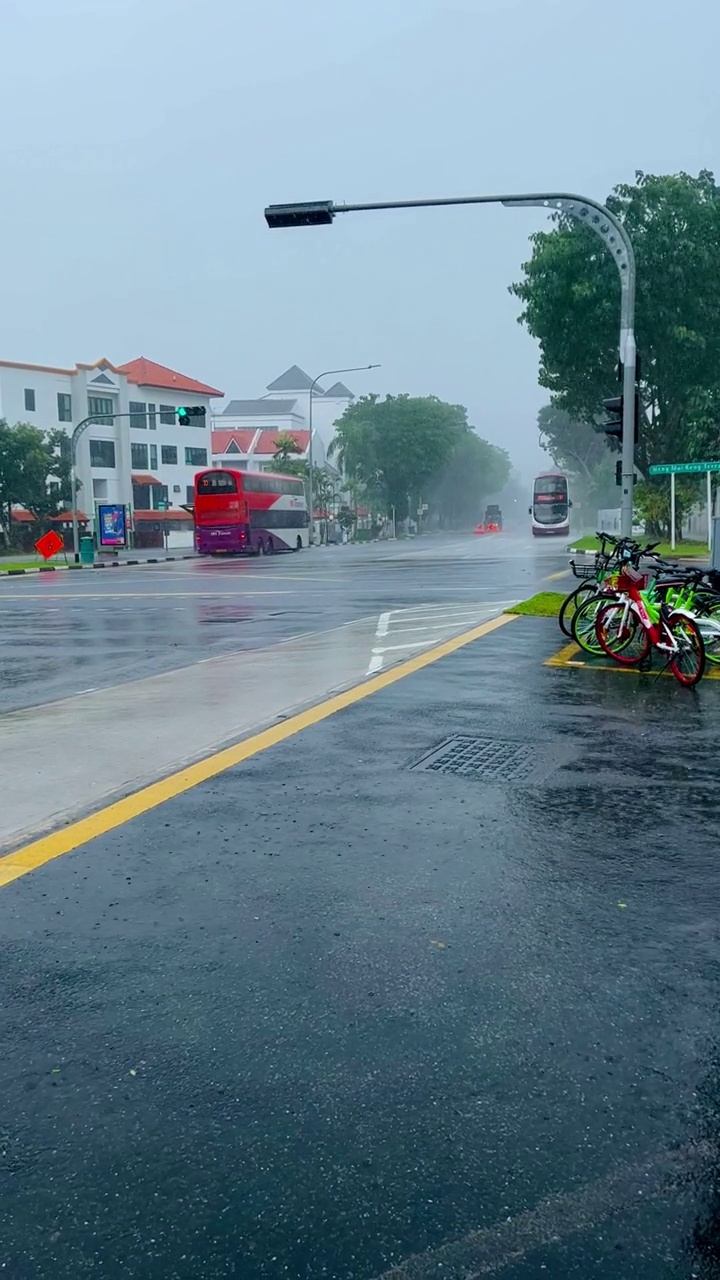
[197,472,238,494]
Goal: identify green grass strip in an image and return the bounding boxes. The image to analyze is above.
[506,592,566,618]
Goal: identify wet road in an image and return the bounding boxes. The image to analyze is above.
[0,533,566,713]
[3,615,720,1278]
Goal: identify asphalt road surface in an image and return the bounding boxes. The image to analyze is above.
[0,532,567,713]
[3,612,720,1279]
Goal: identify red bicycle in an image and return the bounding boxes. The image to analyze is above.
[594,565,705,687]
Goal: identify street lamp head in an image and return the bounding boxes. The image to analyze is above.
[264,201,335,229]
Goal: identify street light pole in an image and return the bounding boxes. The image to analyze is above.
[307,364,380,545]
[266,193,638,537]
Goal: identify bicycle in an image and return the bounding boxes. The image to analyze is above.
[569,538,659,656]
[594,565,705,686]
[558,532,625,638]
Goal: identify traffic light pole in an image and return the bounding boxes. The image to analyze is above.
[619,326,638,539]
[69,406,206,561]
[70,415,98,564]
[266,192,638,537]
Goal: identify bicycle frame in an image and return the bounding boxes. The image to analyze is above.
[611,575,695,654]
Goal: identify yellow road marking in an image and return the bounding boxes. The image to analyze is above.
[544,568,572,582]
[545,640,580,666]
[0,613,517,889]
[545,640,720,678]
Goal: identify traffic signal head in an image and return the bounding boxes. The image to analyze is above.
[177,406,206,426]
[601,395,623,452]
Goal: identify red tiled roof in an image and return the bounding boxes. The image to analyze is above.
[49,509,90,523]
[211,429,257,455]
[118,357,223,398]
[10,506,36,523]
[254,429,310,455]
[133,509,192,521]
[132,472,162,486]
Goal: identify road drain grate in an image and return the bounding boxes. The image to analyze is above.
[411,736,543,782]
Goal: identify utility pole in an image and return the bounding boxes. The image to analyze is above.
[306,365,379,545]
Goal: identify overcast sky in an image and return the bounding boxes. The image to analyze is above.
[1,0,716,478]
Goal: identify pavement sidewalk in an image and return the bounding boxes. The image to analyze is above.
[1,616,719,1278]
[0,549,196,575]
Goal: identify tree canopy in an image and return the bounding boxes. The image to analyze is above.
[537,402,616,514]
[510,170,720,476]
[329,393,509,525]
[0,421,72,539]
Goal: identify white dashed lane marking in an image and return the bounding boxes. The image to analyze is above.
[367,601,517,674]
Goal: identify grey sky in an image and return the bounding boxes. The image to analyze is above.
[1,0,717,479]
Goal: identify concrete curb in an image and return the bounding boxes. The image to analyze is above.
[0,554,196,578]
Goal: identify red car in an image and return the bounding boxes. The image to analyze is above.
[474,522,486,535]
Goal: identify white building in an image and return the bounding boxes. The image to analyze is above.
[0,354,223,547]
[211,364,354,473]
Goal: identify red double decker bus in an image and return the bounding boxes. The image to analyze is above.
[193,468,309,555]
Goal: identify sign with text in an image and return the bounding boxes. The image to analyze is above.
[648,461,720,476]
[98,503,127,548]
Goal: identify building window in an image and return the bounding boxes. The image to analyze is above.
[88,396,114,426]
[185,447,207,466]
[92,478,108,499]
[186,485,195,505]
[131,442,149,470]
[24,389,36,412]
[149,444,157,470]
[161,445,177,465]
[90,439,116,468]
[132,483,151,511]
[129,400,147,430]
[148,403,157,430]
[57,393,72,422]
[153,485,169,509]
[159,405,175,425]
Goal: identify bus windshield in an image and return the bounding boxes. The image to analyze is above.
[531,474,569,532]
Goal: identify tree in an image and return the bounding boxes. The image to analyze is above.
[267,445,335,521]
[537,402,616,514]
[510,170,720,477]
[330,394,474,519]
[431,432,510,527]
[271,432,303,466]
[0,420,68,541]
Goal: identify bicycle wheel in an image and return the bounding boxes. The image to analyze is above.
[558,584,596,637]
[697,600,720,665]
[667,614,705,686]
[595,602,650,665]
[571,593,617,655]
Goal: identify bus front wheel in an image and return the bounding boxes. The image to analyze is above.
[256,539,265,557]
[295,537,302,551]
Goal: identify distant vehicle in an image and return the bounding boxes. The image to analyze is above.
[530,472,571,537]
[193,468,309,555]
[474,522,487,535]
[484,504,502,531]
